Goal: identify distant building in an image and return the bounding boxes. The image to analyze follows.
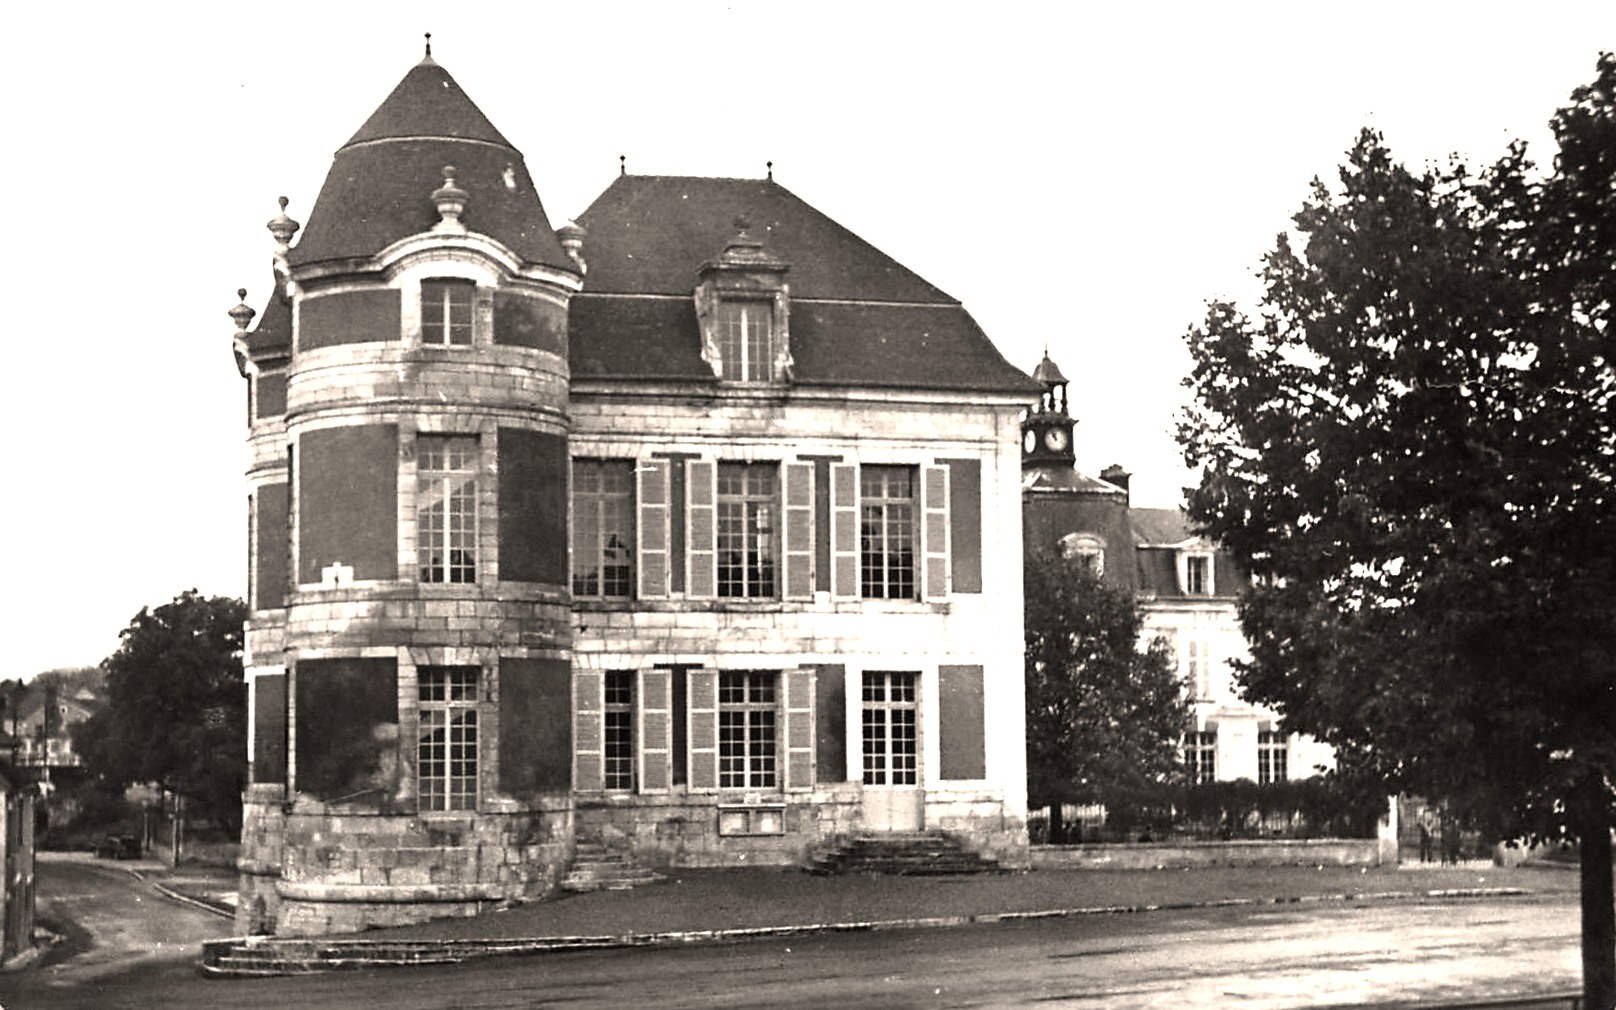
[232,52,1040,936]
[1020,353,1334,784]
[3,676,96,778]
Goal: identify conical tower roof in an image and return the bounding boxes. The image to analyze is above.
[289,56,575,273]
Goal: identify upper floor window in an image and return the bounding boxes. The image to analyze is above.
[418,435,478,583]
[1185,638,1212,699]
[1060,532,1106,576]
[422,279,474,346]
[573,460,634,598]
[1182,552,1214,595]
[418,666,479,811]
[860,466,916,599]
[717,301,774,382]
[717,463,777,598]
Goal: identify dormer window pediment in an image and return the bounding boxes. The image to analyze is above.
[695,217,792,384]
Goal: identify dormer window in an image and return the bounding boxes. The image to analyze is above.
[1181,552,1214,595]
[1059,532,1106,576]
[718,301,775,382]
[422,279,474,346]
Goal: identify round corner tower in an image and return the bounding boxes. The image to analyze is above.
[232,52,582,936]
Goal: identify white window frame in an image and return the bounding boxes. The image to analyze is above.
[417,434,479,584]
[417,666,479,812]
[421,278,475,346]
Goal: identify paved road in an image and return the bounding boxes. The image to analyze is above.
[1,861,1582,1010]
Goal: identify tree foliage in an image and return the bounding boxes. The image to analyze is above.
[76,590,248,834]
[1179,54,1615,1007]
[1024,548,1188,832]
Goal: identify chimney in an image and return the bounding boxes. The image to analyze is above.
[1101,464,1132,503]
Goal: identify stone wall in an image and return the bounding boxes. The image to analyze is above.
[1029,838,1383,871]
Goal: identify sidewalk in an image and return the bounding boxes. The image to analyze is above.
[164,860,1580,976]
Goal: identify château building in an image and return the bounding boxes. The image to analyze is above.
[230,50,1040,936]
[1019,353,1335,786]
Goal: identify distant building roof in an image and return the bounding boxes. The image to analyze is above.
[1130,506,1200,547]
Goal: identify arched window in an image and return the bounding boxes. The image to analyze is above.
[1059,532,1106,575]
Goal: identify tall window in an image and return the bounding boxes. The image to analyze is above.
[573,460,634,598]
[1186,639,1212,699]
[717,301,773,381]
[860,467,916,599]
[1186,730,1217,784]
[717,464,776,598]
[422,279,474,346]
[604,671,635,791]
[1184,553,1213,595]
[862,672,918,786]
[1259,730,1288,784]
[418,435,478,583]
[418,666,478,811]
[718,671,776,789]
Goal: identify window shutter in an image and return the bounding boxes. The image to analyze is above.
[636,459,669,599]
[573,668,603,792]
[686,460,716,598]
[687,668,718,791]
[639,668,671,793]
[783,667,816,791]
[921,464,951,599]
[829,463,860,599]
[783,462,815,600]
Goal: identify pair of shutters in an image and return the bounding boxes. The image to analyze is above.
[635,460,951,601]
[573,667,816,793]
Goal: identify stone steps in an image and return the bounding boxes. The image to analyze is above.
[808,832,1005,876]
[560,841,664,892]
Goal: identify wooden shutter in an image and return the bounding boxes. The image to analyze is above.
[636,459,669,599]
[572,668,604,792]
[829,463,859,599]
[687,668,718,791]
[686,460,716,598]
[783,462,815,600]
[921,464,951,600]
[638,668,672,793]
[783,667,816,791]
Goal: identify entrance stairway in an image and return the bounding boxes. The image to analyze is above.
[559,839,664,893]
[807,831,1005,876]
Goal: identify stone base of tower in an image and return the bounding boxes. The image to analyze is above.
[239,798,574,937]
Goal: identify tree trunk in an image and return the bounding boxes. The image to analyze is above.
[1048,802,1066,844]
[1580,787,1615,1010]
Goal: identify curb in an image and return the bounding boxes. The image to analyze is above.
[196,885,1534,978]
[128,869,237,921]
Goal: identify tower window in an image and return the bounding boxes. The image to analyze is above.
[422,279,474,346]
[418,666,479,812]
[418,435,478,583]
[717,301,774,382]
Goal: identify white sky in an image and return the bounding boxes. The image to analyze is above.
[2,2,1609,677]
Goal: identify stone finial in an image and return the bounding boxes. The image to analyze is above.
[432,165,469,232]
[266,196,300,254]
[229,288,256,333]
[557,220,587,275]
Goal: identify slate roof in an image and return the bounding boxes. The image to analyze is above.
[570,175,1040,394]
[290,58,575,273]
[1129,507,1199,547]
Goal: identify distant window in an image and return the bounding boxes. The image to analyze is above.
[418,666,479,812]
[860,466,916,599]
[418,435,478,583]
[573,460,635,598]
[1259,730,1288,784]
[718,463,777,598]
[1060,533,1106,575]
[1183,553,1214,595]
[1186,730,1217,784]
[1185,639,1212,699]
[717,301,774,381]
[422,279,474,346]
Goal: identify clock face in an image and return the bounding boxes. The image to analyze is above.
[1023,429,1038,454]
[1045,428,1069,451]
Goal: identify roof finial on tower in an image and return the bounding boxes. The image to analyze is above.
[425,32,432,58]
[619,154,626,177]
[767,160,773,181]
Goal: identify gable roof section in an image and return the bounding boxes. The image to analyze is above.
[570,175,1040,394]
[1130,506,1197,547]
[290,59,574,273]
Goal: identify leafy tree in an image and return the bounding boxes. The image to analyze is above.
[1178,54,1615,1008]
[76,590,249,835]
[1025,548,1188,841]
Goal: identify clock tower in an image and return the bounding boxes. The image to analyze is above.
[1022,351,1076,470]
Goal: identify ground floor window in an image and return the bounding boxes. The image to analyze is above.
[862,671,918,785]
[604,670,635,790]
[1186,730,1217,784]
[418,666,479,811]
[1258,730,1287,784]
[719,671,777,788]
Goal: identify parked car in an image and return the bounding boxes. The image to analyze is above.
[95,834,142,859]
